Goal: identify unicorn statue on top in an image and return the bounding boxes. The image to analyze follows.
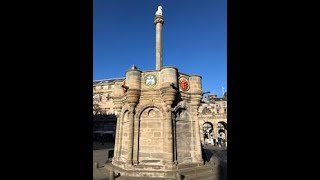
[155,6,163,16]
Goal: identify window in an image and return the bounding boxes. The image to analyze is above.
[203,123,213,134]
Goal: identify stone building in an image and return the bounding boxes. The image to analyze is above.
[199,92,227,146]
[93,78,123,132]
[93,5,227,179]
[93,80,227,146]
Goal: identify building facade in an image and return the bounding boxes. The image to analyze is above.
[93,79,227,146]
[199,93,227,146]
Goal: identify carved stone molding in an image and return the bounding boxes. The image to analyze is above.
[154,15,164,25]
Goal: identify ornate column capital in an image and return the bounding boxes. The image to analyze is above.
[154,15,164,25]
[128,103,136,114]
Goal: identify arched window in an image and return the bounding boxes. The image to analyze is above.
[203,122,213,134]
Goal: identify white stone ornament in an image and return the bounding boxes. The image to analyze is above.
[155,6,163,16]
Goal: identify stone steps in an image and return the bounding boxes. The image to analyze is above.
[116,177,174,180]
[180,166,217,180]
[183,172,217,180]
[99,163,220,180]
[179,165,211,174]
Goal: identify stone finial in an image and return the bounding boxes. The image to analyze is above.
[131,64,137,70]
[155,6,163,16]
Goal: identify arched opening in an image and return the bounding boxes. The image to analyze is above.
[175,108,193,164]
[217,121,227,147]
[203,122,214,145]
[138,107,163,164]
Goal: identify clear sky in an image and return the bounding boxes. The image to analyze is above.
[93,0,227,96]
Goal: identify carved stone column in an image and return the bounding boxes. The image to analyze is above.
[213,124,218,145]
[112,108,121,162]
[132,108,140,165]
[111,87,124,162]
[160,85,176,169]
[125,89,140,167]
[190,93,204,164]
[154,15,164,70]
[126,103,136,167]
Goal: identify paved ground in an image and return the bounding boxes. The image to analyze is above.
[202,145,227,180]
[93,141,114,167]
[203,145,227,162]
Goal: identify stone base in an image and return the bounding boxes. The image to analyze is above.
[102,162,218,180]
[105,163,177,179]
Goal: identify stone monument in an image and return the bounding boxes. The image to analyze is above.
[102,6,218,179]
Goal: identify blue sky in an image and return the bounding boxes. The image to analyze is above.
[93,0,227,96]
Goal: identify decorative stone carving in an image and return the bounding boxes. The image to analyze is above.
[126,89,141,104]
[202,107,212,115]
[154,16,164,25]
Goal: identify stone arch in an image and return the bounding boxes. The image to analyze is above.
[199,120,213,144]
[203,122,213,133]
[217,121,227,146]
[203,122,214,145]
[217,121,227,130]
[135,103,167,120]
[174,107,194,164]
[138,106,164,164]
[120,104,130,115]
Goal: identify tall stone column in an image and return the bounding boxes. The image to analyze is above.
[132,106,140,165]
[126,103,136,167]
[154,15,164,70]
[111,83,124,163]
[161,85,176,169]
[163,107,174,169]
[225,129,227,145]
[189,75,204,164]
[213,124,218,141]
[123,66,141,166]
[191,95,204,164]
[112,110,121,162]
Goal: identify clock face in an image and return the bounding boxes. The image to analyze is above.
[144,74,157,87]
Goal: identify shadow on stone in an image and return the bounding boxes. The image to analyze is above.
[201,146,227,180]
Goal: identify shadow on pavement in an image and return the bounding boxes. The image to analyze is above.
[93,141,115,150]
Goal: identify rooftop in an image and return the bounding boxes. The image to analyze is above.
[93,77,125,85]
